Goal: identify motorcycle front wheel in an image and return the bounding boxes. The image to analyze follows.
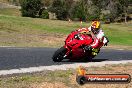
[52,47,67,62]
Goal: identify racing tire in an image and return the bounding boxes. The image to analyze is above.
[84,56,93,62]
[52,47,67,62]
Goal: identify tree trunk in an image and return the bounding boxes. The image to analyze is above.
[125,15,127,24]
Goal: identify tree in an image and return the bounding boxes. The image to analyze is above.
[49,0,66,20]
[71,0,101,21]
[20,0,43,18]
[50,0,74,20]
[71,0,88,21]
[100,0,129,22]
[64,0,75,19]
[41,0,53,7]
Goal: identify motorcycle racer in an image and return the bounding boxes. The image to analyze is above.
[77,20,109,48]
[52,20,109,62]
[75,20,109,56]
[88,20,109,48]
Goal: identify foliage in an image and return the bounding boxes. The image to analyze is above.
[40,9,49,19]
[100,0,130,22]
[3,0,131,22]
[71,0,86,20]
[71,0,101,21]
[49,0,68,20]
[20,0,43,18]
[49,0,74,20]
[41,0,53,7]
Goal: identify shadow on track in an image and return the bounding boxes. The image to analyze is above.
[61,58,108,63]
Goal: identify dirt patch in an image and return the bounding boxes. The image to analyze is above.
[24,32,67,47]
[0,2,20,9]
[31,82,69,88]
[0,23,67,47]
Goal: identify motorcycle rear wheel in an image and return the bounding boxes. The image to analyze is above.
[52,47,67,62]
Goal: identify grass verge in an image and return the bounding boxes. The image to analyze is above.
[0,63,132,88]
[0,9,132,48]
[0,14,88,47]
[0,8,21,16]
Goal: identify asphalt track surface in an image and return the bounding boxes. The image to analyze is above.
[0,47,131,70]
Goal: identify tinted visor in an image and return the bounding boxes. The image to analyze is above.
[91,28,99,34]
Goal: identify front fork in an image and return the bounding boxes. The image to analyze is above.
[63,45,72,58]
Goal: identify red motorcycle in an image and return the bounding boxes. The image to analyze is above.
[52,30,100,62]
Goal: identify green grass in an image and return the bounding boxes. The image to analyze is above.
[0,8,21,16]
[0,70,74,88]
[103,23,132,45]
[0,14,88,34]
[0,11,132,47]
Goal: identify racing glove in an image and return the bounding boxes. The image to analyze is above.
[103,36,109,46]
[104,43,107,46]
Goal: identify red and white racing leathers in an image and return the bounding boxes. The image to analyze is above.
[77,27,108,49]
